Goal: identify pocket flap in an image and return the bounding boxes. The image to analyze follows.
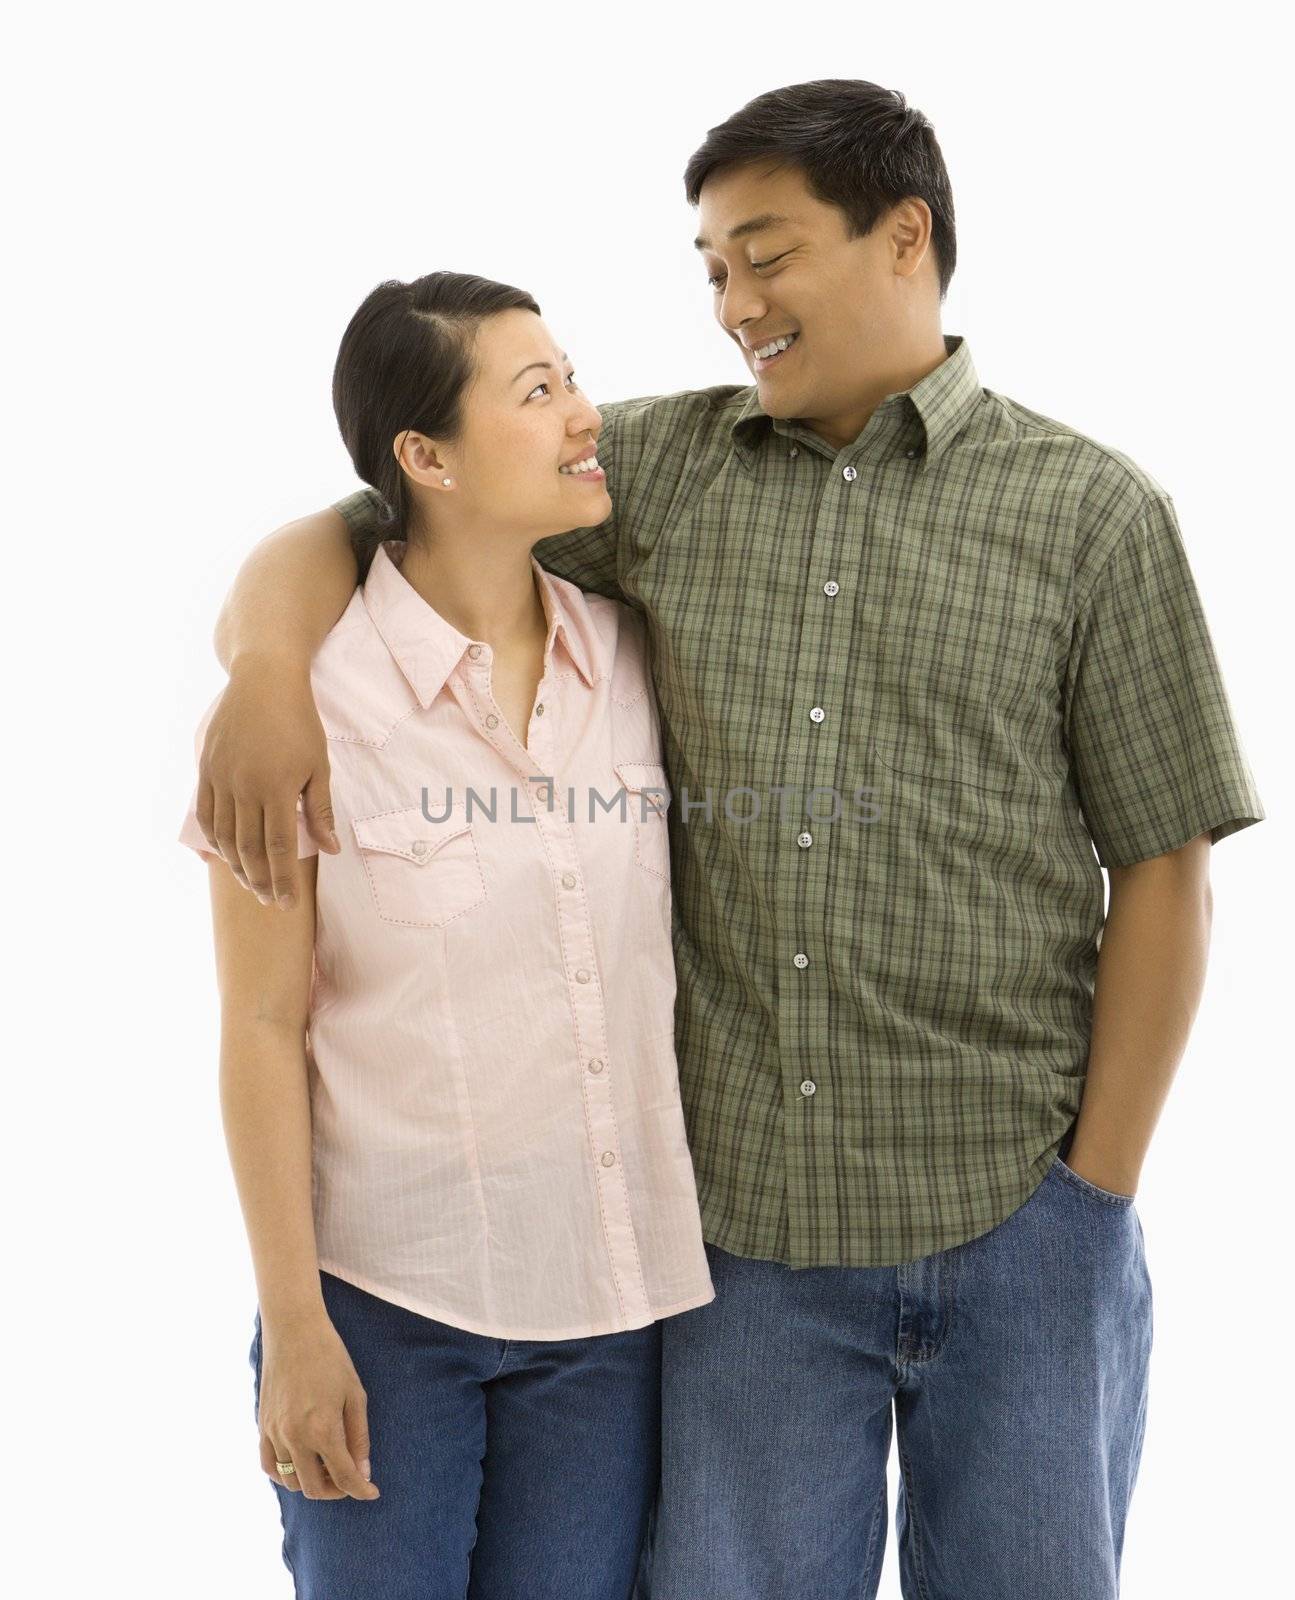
[614,761,671,814]
[351,802,471,864]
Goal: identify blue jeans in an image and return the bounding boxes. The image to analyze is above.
[638,1149,1153,1599]
[250,1270,661,1599]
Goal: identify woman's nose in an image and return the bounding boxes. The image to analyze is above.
[572,397,601,437]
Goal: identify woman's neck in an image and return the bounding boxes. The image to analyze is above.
[395,536,547,652]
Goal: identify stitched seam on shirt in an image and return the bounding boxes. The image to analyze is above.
[589,1055,647,1316]
[357,849,488,928]
[356,815,488,927]
[525,789,637,1319]
[459,670,535,763]
[1071,495,1174,620]
[323,700,424,747]
[610,684,651,710]
[614,763,672,882]
[536,758,653,1317]
[570,859,650,1306]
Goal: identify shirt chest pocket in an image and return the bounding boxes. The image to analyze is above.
[613,761,672,882]
[352,803,489,928]
[870,597,1065,797]
[870,731,1019,795]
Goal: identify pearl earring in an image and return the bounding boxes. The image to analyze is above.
[442,477,453,487]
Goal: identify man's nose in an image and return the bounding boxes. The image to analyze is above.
[719,283,769,335]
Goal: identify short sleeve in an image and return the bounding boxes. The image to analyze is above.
[332,487,387,543]
[177,692,318,865]
[1064,496,1265,868]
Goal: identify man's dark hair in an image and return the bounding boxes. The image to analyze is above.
[332,271,541,573]
[683,79,956,300]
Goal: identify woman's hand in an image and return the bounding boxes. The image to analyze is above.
[258,1315,380,1501]
[197,657,341,907]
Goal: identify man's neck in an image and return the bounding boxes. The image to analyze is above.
[804,330,950,452]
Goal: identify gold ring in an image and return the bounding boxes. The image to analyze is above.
[276,1460,297,1475]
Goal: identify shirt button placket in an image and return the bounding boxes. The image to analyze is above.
[528,771,650,1324]
[775,444,861,1264]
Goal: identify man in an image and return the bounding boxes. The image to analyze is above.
[198,79,1263,1598]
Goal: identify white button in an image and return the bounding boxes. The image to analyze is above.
[800,1080,817,1097]
[485,713,499,729]
[411,840,429,856]
[823,580,839,597]
[535,703,545,716]
[793,952,809,969]
[562,872,577,889]
[601,1151,617,1167]
[809,706,825,724]
[842,465,858,482]
[575,968,591,983]
[468,644,483,660]
[905,448,916,459]
[797,832,813,849]
[789,446,799,458]
[588,1058,605,1074]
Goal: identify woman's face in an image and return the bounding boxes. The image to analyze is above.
[405,307,611,541]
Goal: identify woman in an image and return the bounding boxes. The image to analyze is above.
[178,272,715,1600]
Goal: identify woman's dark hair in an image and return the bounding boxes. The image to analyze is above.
[682,79,956,300]
[332,271,541,571]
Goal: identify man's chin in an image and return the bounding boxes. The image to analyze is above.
[756,382,802,417]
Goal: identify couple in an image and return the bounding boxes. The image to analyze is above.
[179,78,1264,1600]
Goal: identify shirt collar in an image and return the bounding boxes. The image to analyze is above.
[730,332,981,471]
[362,539,602,709]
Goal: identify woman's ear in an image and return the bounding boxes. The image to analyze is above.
[394,430,449,489]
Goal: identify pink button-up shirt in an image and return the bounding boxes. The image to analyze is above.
[179,539,714,1339]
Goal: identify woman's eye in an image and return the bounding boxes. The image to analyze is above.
[528,373,579,400]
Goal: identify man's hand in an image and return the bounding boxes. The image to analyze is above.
[1059,1146,1138,1200]
[196,658,340,906]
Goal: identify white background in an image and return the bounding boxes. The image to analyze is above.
[7,3,1288,1594]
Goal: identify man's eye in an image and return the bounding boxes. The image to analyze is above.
[706,254,783,289]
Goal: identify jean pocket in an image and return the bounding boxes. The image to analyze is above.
[1049,1152,1136,1207]
[352,801,488,927]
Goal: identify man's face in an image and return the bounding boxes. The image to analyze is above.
[694,161,915,446]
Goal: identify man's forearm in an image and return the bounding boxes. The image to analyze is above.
[214,508,360,672]
[1069,837,1213,1192]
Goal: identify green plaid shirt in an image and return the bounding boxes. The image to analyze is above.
[334,333,1264,1267]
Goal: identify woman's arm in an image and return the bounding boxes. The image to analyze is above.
[210,850,325,1326]
[202,508,360,909]
[208,853,379,1501]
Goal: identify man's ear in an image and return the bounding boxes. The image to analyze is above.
[892,197,934,281]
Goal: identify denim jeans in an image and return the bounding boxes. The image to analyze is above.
[637,1148,1153,1599]
[250,1269,661,1599]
